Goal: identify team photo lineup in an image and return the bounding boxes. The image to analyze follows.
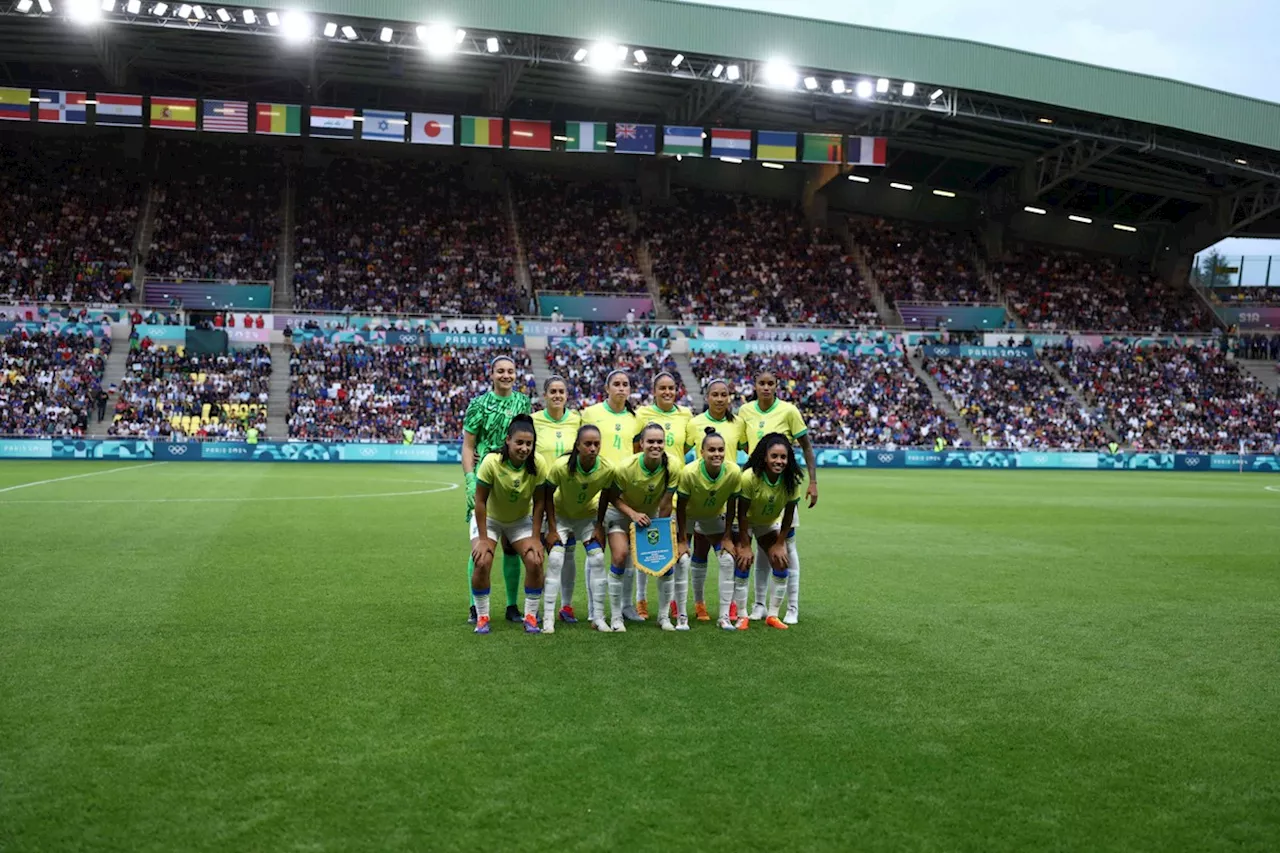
[461,357,819,635]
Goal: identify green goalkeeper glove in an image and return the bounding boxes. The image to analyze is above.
[464,472,477,520]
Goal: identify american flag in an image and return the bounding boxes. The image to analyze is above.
[202,99,248,133]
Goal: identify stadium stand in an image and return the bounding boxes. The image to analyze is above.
[688,350,959,448]
[1056,343,1278,452]
[850,217,987,304]
[993,244,1209,332]
[0,135,139,304]
[546,341,689,408]
[288,341,535,441]
[146,141,283,282]
[109,344,272,439]
[292,159,521,315]
[0,329,107,436]
[513,174,645,294]
[641,188,877,325]
[923,355,1110,450]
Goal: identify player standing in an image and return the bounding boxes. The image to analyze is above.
[461,355,532,625]
[734,433,803,631]
[675,427,740,630]
[542,424,614,633]
[742,370,817,625]
[635,371,692,619]
[533,376,583,622]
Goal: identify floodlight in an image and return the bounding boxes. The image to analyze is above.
[761,162,784,170]
[901,81,916,96]
[711,63,723,78]
[241,8,254,23]
[848,174,870,183]
[855,80,873,98]
[101,0,115,11]
[38,0,52,10]
[726,64,740,80]
[322,21,337,37]
[1024,206,1047,215]
[929,88,943,100]
[152,2,167,14]
[932,189,956,198]
[633,49,647,63]
[803,76,818,90]
[890,182,913,191]
[762,61,798,88]
[280,10,312,42]
[16,0,33,11]
[831,79,845,94]
[127,0,144,12]
[719,157,743,164]
[587,42,621,68]
[573,47,588,62]
[67,0,103,22]
[341,25,356,39]
[192,4,205,19]
[671,53,684,67]
[876,78,890,93]
[1113,224,1137,232]
[215,7,230,21]
[1068,215,1092,224]
[380,27,393,42]
[419,24,456,55]
[486,36,499,52]
[266,11,279,26]
[176,3,191,18]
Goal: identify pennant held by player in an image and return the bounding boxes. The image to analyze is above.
[630,516,678,577]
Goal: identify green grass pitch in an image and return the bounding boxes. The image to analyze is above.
[1,461,1278,852]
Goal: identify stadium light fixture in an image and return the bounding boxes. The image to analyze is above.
[380,27,393,42]
[152,2,167,14]
[241,8,254,23]
[762,61,799,88]
[322,21,337,37]
[215,7,230,21]
[341,25,357,40]
[890,182,914,191]
[855,80,873,99]
[16,0,33,11]
[586,41,622,68]
[761,162,784,170]
[192,5,205,19]
[876,78,890,93]
[830,79,846,94]
[1038,117,1054,124]
[126,0,141,10]
[848,174,870,183]
[929,88,944,101]
[1234,158,1248,165]
[176,3,191,18]
[1113,223,1138,232]
[671,53,684,67]
[1024,206,1047,214]
[486,36,500,52]
[1068,215,1093,224]
[573,47,588,62]
[675,154,682,161]
[266,10,279,26]
[603,141,616,147]
[418,24,458,55]
[932,189,956,198]
[720,157,743,164]
[280,10,312,42]
[633,49,648,64]
[102,0,115,12]
[552,135,569,142]
[711,64,724,78]
[901,81,916,97]
[726,64,740,81]
[803,76,818,90]
[38,0,52,10]
[67,0,103,23]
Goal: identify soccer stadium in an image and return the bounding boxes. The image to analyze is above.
[2,0,1278,849]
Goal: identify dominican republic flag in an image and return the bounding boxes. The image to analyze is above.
[202,99,248,133]
[410,113,453,145]
[95,93,144,127]
[663,126,704,157]
[361,109,406,142]
[310,106,356,139]
[848,136,888,166]
[615,123,656,155]
[37,90,87,124]
[710,128,751,159]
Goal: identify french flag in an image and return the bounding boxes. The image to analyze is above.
[849,136,888,166]
[38,90,88,124]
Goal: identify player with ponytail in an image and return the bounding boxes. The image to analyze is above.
[674,427,741,630]
[733,432,803,630]
[533,375,584,622]
[635,370,692,619]
[542,424,614,633]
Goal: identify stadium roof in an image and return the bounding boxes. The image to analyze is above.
[3,0,1280,247]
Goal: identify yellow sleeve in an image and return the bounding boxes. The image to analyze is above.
[787,404,808,440]
[476,454,499,487]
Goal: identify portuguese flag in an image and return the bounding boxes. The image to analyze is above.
[461,115,503,148]
[255,103,301,136]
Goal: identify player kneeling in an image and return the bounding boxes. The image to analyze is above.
[734,433,802,631]
[675,428,741,631]
[542,425,614,634]
[470,415,546,635]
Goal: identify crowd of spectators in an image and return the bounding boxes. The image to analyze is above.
[1055,343,1277,452]
[109,345,272,439]
[641,188,878,325]
[146,142,283,282]
[851,217,987,304]
[546,341,689,408]
[1237,333,1280,362]
[293,160,521,316]
[1212,287,1280,304]
[688,350,959,448]
[994,244,1209,332]
[0,135,139,304]
[0,329,108,436]
[923,355,1110,450]
[289,341,535,441]
[514,174,645,294]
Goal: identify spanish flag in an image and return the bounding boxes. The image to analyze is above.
[150,96,197,130]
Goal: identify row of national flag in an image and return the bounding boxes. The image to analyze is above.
[0,86,888,164]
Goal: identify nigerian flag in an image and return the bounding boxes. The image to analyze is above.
[565,121,608,153]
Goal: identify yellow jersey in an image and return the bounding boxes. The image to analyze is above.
[684,411,747,460]
[676,459,741,520]
[580,402,639,466]
[636,403,693,471]
[476,452,539,523]
[736,468,800,527]
[532,408,581,472]
[742,399,808,454]
[545,454,615,521]
[612,452,675,516]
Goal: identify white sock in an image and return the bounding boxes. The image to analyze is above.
[674,554,691,619]
[717,551,735,620]
[691,557,708,604]
[524,586,541,620]
[622,565,636,611]
[733,567,750,617]
[474,589,490,619]
[753,543,768,608]
[543,547,564,625]
[657,571,673,621]
[608,565,626,622]
[636,570,649,604]
[561,546,577,611]
[785,537,800,616]
[768,570,788,617]
[585,546,604,621]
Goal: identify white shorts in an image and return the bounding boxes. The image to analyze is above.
[604,506,631,536]
[470,514,535,545]
[691,517,728,537]
[749,522,797,541]
[554,515,600,546]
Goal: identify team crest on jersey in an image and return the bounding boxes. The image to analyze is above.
[555,431,562,438]
[758,420,765,428]
[615,423,621,431]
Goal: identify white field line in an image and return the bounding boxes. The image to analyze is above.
[0,482,459,505]
[0,462,166,495]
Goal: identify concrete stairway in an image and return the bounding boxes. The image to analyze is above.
[266,342,291,440]
[1040,353,1123,445]
[844,234,898,326]
[87,345,133,437]
[672,351,705,410]
[1239,358,1279,394]
[504,178,535,306]
[273,170,296,311]
[636,240,673,320]
[907,352,977,447]
[529,339,555,397]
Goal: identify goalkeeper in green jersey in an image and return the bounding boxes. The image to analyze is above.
[461,355,532,624]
